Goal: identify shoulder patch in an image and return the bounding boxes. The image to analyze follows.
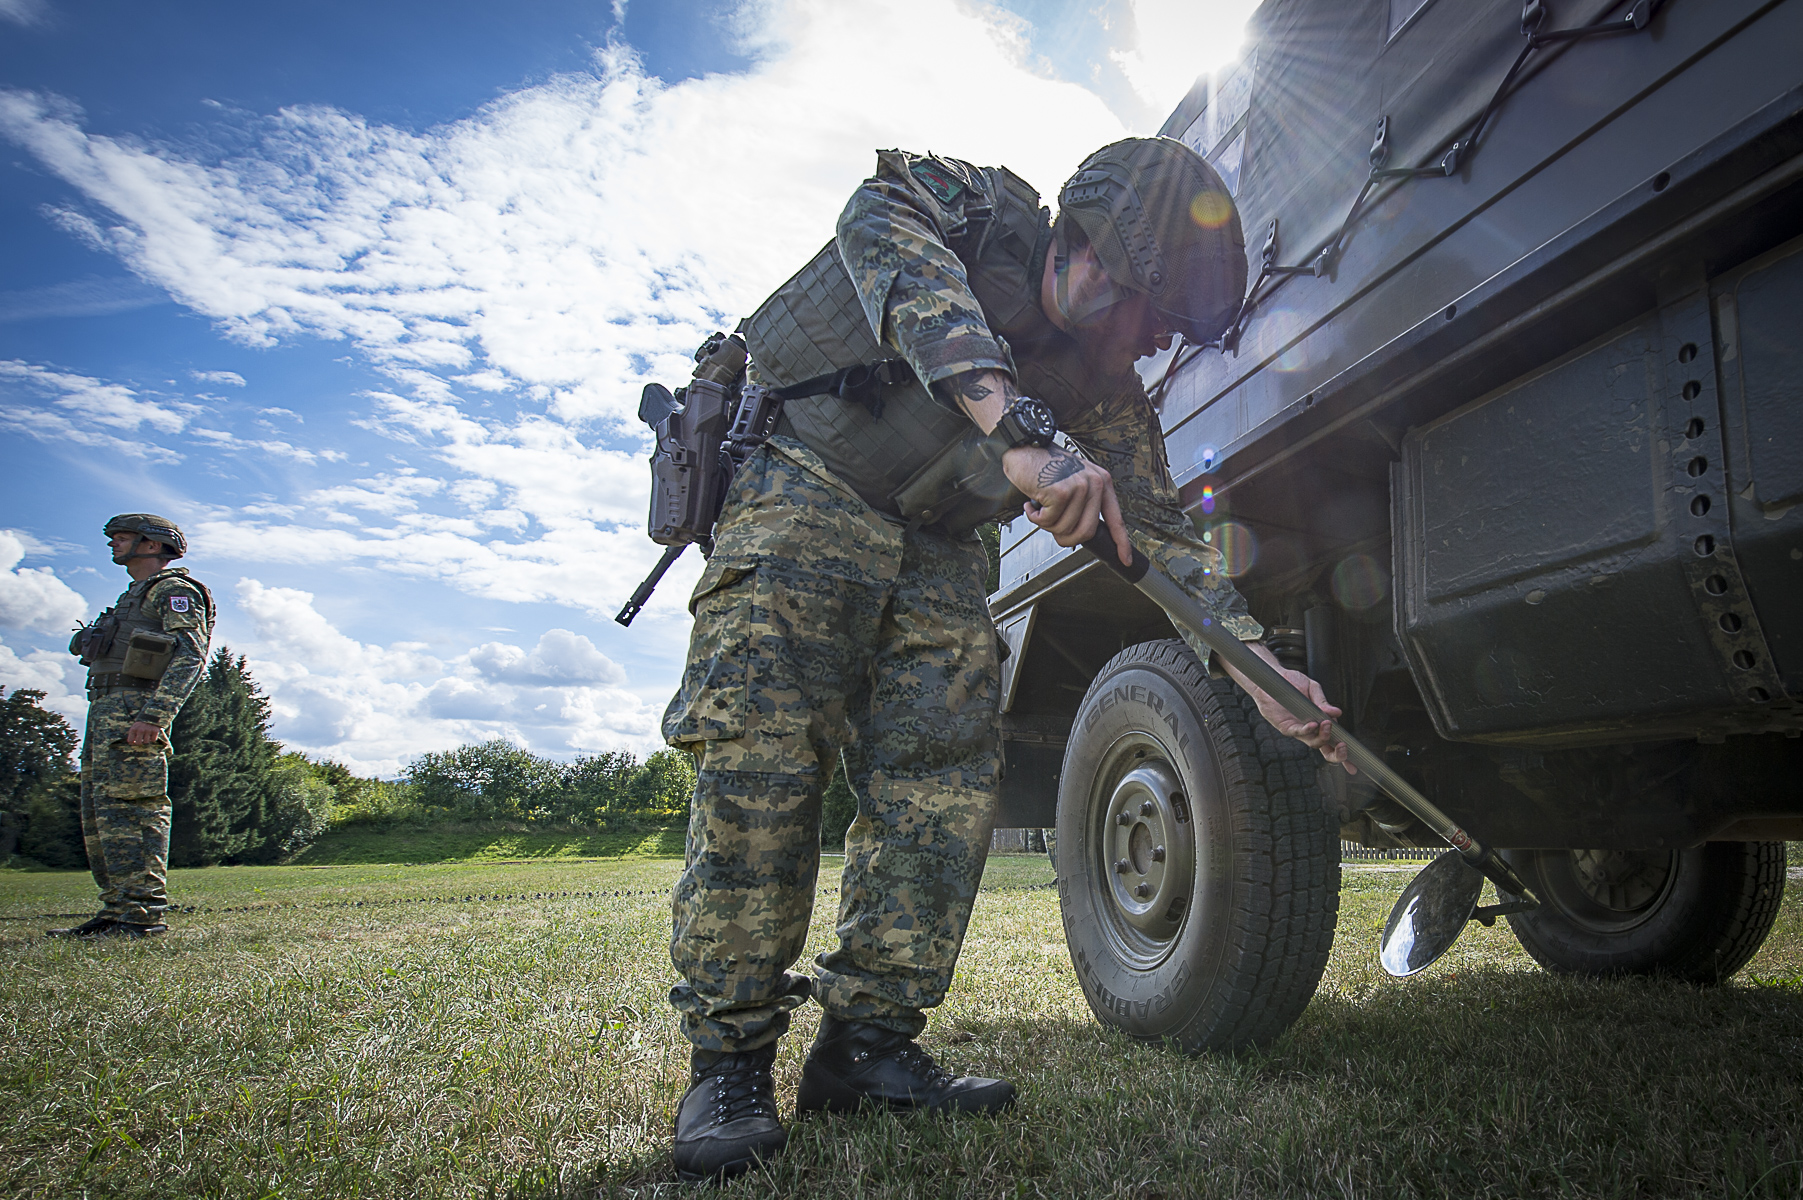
[150,578,208,630]
[909,159,965,206]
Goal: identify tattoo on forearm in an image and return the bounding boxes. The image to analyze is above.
[954,378,993,405]
[944,372,1019,418]
[1037,450,1084,488]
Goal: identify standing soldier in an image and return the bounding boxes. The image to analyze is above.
[661,139,1348,1180]
[48,514,212,939]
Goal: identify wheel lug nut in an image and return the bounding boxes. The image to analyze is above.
[1140,800,1154,816]
[1152,846,1166,863]
[1116,812,1133,826]
[1114,859,1130,874]
[1134,883,1152,898]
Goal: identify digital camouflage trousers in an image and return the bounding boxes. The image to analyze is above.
[80,689,172,925]
[663,438,1001,1052]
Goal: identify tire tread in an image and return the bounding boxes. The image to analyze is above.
[1090,639,1339,1051]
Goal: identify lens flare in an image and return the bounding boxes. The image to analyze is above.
[1201,484,1216,514]
[1211,520,1257,576]
[1265,307,1311,373]
[1331,554,1390,611]
[1199,444,1218,472]
[1190,190,1233,229]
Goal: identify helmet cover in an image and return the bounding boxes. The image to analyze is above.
[103,513,186,558]
[1055,137,1247,343]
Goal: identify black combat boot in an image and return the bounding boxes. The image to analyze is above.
[672,1043,786,1182]
[45,914,118,938]
[795,1015,1015,1116]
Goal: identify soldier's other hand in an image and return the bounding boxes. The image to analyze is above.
[125,721,162,746]
[1003,446,1131,565]
[1227,648,1355,774]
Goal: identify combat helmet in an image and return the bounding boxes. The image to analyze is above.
[1053,137,1247,344]
[103,513,186,559]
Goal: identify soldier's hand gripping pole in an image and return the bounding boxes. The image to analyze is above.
[1079,519,1536,905]
[615,544,688,627]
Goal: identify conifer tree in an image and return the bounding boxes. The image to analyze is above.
[0,687,83,866]
[168,649,278,867]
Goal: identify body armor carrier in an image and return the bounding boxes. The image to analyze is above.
[744,161,1055,530]
[747,241,972,519]
[71,569,212,689]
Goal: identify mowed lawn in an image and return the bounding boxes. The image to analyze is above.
[2,844,1801,1199]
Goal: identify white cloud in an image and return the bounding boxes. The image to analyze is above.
[187,425,346,464]
[0,358,193,462]
[0,274,166,323]
[1112,0,1257,113]
[470,627,625,687]
[0,0,49,28]
[0,530,90,633]
[0,356,353,465]
[0,638,86,726]
[233,578,658,774]
[190,369,246,386]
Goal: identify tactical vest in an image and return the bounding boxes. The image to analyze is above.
[744,158,1060,526]
[75,569,213,687]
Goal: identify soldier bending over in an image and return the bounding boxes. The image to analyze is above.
[661,138,1347,1180]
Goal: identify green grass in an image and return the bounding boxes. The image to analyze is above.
[289,821,688,867]
[1,852,1799,1198]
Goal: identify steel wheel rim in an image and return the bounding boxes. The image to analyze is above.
[1538,848,1679,934]
[1090,733,1199,969]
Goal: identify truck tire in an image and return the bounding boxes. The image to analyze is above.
[1503,842,1786,983]
[1056,639,1339,1053]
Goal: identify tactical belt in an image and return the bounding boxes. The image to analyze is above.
[88,672,158,691]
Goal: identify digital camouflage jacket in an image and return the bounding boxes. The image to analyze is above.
[833,149,1264,648]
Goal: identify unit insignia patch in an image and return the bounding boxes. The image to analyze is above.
[910,160,964,205]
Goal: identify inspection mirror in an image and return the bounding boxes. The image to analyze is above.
[1379,850,1485,977]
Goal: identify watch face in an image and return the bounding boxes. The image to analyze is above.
[1016,398,1057,442]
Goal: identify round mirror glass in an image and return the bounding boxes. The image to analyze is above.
[1379,851,1484,977]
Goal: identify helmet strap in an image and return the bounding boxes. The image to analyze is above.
[125,534,169,561]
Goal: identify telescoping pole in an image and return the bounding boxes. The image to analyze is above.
[1080,521,1536,904]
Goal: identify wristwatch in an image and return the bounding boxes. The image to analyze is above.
[994,396,1058,450]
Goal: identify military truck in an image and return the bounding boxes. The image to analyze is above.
[991,0,1803,1052]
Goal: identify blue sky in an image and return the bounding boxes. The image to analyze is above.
[0,0,1250,774]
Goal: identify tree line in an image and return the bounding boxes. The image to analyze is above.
[0,648,713,871]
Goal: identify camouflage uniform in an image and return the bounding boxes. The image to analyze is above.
[834,150,1264,656]
[77,568,212,926]
[664,150,1260,1052]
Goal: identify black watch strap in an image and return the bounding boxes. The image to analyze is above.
[996,396,1058,450]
